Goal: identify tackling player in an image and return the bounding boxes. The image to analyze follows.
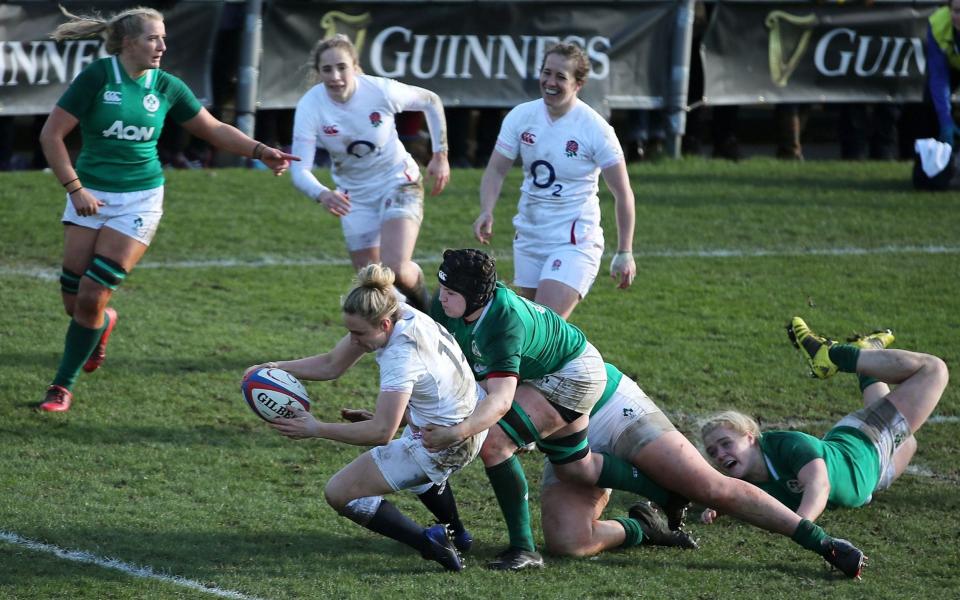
[473,42,636,319]
[290,34,450,313]
[38,6,296,412]
[246,264,485,572]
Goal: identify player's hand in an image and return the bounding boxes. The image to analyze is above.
[473,212,494,244]
[426,151,450,196]
[270,406,320,439]
[700,508,718,524]
[69,188,105,217]
[317,190,351,217]
[609,251,636,289]
[259,147,300,176]
[242,361,278,380]
[421,423,463,450]
[341,408,374,423]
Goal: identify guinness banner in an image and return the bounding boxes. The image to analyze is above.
[0,1,222,116]
[259,1,679,112]
[703,1,937,104]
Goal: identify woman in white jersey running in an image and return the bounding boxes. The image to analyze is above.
[37,6,295,412]
[473,42,637,319]
[290,34,450,313]
[246,264,485,572]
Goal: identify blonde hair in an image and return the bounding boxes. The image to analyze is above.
[342,264,400,325]
[309,34,361,84]
[50,5,163,55]
[699,410,761,444]
[541,42,591,85]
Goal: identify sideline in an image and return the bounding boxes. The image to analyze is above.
[0,530,269,600]
[3,244,960,281]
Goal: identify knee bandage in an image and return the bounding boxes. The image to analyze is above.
[498,403,541,449]
[60,267,81,295]
[342,496,383,526]
[537,428,590,465]
[84,254,128,290]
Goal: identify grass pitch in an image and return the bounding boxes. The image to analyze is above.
[1,159,958,599]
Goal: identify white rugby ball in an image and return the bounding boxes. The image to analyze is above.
[241,367,311,422]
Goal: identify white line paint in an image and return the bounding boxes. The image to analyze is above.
[0,531,269,600]
[4,244,960,281]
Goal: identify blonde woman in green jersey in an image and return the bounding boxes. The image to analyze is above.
[37,6,297,412]
[700,318,946,525]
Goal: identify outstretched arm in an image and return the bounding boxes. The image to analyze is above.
[182,107,299,175]
[245,334,366,382]
[272,390,409,446]
[475,150,513,244]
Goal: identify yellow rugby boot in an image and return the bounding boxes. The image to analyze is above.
[786,317,838,379]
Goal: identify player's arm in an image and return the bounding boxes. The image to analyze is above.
[475,150,513,244]
[273,390,408,445]
[600,160,636,289]
[401,85,449,195]
[39,106,104,217]
[421,374,517,450]
[795,458,830,522]
[248,334,366,382]
[181,107,298,175]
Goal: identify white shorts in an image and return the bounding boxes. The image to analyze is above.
[541,376,675,487]
[341,181,424,252]
[370,425,486,491]
[527,342,606,415]
[512,239,603,298]
[833,397,911,493]
[62,186,164,246]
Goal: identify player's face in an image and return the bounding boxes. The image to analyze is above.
[702,426,759,480]
[343,313,391,352]
[438,285,467,318]
[318,47,358,103]
[124,18,166,72]
[539,53,583,117]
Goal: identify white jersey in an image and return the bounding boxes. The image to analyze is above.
[495,98,623,244]
[376,305,479,428]
[291,75,444,199]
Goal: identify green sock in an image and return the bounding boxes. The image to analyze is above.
[485,455,535,552]
[612,517,643,548]
[858,375,880,392]
[828,344,860,373]
[791,518,828,554]
[52,318,106,390]
[595,453,670,507]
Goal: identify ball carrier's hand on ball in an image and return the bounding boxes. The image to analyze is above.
[270,406,321,439]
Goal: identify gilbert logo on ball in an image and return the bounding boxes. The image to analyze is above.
[241,367,311,422]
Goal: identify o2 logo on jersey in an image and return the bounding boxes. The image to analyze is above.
[520,131,536,145]
[142,93,160,113]
[346,140,377,158]
[565,140,579,157]
[369,112,382,127]
[322,125,339,135]
[102,90,122,105]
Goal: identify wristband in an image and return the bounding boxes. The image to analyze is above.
[252,142,265,160]
[62,177,79,188]
[68,186,83,195]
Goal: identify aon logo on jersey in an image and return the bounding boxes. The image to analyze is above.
[102,120,156,141]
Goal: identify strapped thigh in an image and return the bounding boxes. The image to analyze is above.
[60,267,82,295]
[84,254,128,290]
[537,427,590,465]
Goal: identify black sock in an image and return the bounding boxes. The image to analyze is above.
[417,483,465,535]
[365,499,428,553]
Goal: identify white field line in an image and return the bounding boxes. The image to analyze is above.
[4,244,960,281]
[0,530,269,600]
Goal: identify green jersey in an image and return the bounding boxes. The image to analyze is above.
[756,428,880,511]
[57,56,202,192]
[430,282,587,381]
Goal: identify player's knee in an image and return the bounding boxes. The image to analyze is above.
[324,482,348,513]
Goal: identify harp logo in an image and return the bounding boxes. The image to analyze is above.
[765,11,817,87]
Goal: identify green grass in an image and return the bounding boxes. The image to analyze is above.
[1,159,959,599]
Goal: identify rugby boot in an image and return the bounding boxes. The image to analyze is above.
[820,537,867,579]
[39,385,72,412]
[486,546,544,571]
[82,307,118,373]
[786,317,838,379]
[628,501,698,549]
[847,328,895,350]
[422,524,463,572]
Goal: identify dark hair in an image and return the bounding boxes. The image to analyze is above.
[438,249,497,316]
[540,42,590,84]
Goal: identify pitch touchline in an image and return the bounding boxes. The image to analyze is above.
[0,530,268,600]
[4,244,960,281]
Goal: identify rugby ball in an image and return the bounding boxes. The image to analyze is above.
[241,367,311,422]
